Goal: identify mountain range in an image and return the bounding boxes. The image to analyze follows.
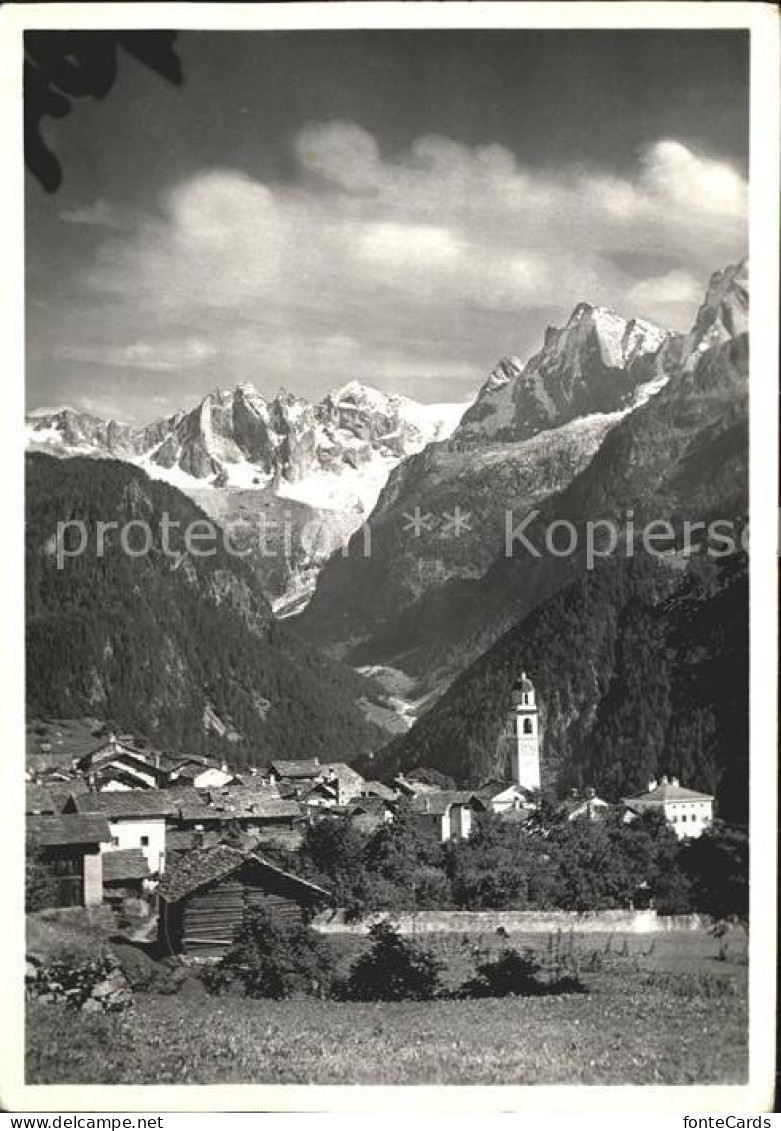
[25,258,748,808]
[352,260,749,817]
[27,382,468,609]
[298,260,748,685]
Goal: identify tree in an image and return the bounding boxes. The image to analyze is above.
[207,908,334,999]
[681,823,748,927]
[345,920,443,1001]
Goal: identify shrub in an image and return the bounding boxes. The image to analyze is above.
[344,920,443,1001]
[459,946,588,998]
[204,908,334,1000]
[460,947,546,998]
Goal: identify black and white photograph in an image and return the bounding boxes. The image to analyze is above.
[2,0,778,1114]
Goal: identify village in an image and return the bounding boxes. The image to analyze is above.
[26,673,718,960]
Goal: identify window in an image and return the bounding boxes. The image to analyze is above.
[523,719,533,734]
[681,814,687,822]
[140,835,149,847]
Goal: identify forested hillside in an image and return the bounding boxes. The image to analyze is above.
[372,551,748,823]
[26,454,386,765]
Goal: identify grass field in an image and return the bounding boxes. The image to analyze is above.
[26,929,748,1086]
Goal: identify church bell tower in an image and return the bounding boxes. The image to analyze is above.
[510,672,541,791]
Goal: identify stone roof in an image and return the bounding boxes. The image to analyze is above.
[269,759,322,779]
[102,848,151,883]
[348,796,393,816]
[158,846,331,904]
[361,781,397,802]
[25,783,86,814]
[27,813,111,847]
[623,783,714,805]
[180,797,302,822]
[410,790,483,817]
[71,787,202,818]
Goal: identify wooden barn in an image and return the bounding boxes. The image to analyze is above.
[27,813,111,907]
[157,846,331,957]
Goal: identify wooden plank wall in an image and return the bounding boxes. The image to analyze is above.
[180,870,309,956]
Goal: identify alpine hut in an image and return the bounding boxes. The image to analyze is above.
[157,846,331,957]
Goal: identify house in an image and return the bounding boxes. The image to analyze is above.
[318,763,366,806]
[476,780,536,815]
[168,758,236,790]
[157,846,332,957]
[177,791,303,836]
[101,848,153,917]
[27,813,111,907]
[301,780,339,811]
[562,787,611,823]
[347,796,396,833]
[622,776,715,839]
[26,782,87,815]
[65,789,201,872]
[268,759,323,785]
[410,791,486,842]
[360,781,398,803]
[75,736,173,790]
[393,772,453,798]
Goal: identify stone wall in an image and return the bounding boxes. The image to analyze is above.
[312,909,712,935]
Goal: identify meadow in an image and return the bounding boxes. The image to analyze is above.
[26,929,748,1086]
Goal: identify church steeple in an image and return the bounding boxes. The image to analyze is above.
[510,672,541,791]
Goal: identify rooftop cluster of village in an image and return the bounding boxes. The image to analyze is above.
[26,674,715,953]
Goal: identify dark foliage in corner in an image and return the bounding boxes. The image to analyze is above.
[25,31,181,191]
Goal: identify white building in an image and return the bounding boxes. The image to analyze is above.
[509,672,541,792]
[66,789,199,873]
[622,776,714,839]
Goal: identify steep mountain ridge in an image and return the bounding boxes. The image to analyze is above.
[456,305,670,443]
[25,453,389,764]
[356,259,748,680]
[27,382,468,605]
[370,550,748,824]
[297,291,688,661]
[27,381,467,496]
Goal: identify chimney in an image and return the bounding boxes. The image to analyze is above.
[221,761,228,773]
[570,787,578,798]
[250,766,258,777]
[647,779,657,792]
[660,775,668,785]
[670,776,679,787]
[586,787,596,799]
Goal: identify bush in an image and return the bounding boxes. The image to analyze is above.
[459,946,588,999]
[344,920,443,1001]
[204,908,334,1000]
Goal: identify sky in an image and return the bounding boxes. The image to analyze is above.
[26,29,749,423]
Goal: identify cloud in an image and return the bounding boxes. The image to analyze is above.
[59,199,129,229]
[66,124,747,410]
[627,269,703,309]
[60,336,218,372]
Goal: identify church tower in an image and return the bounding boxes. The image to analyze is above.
[510,672,541,791]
